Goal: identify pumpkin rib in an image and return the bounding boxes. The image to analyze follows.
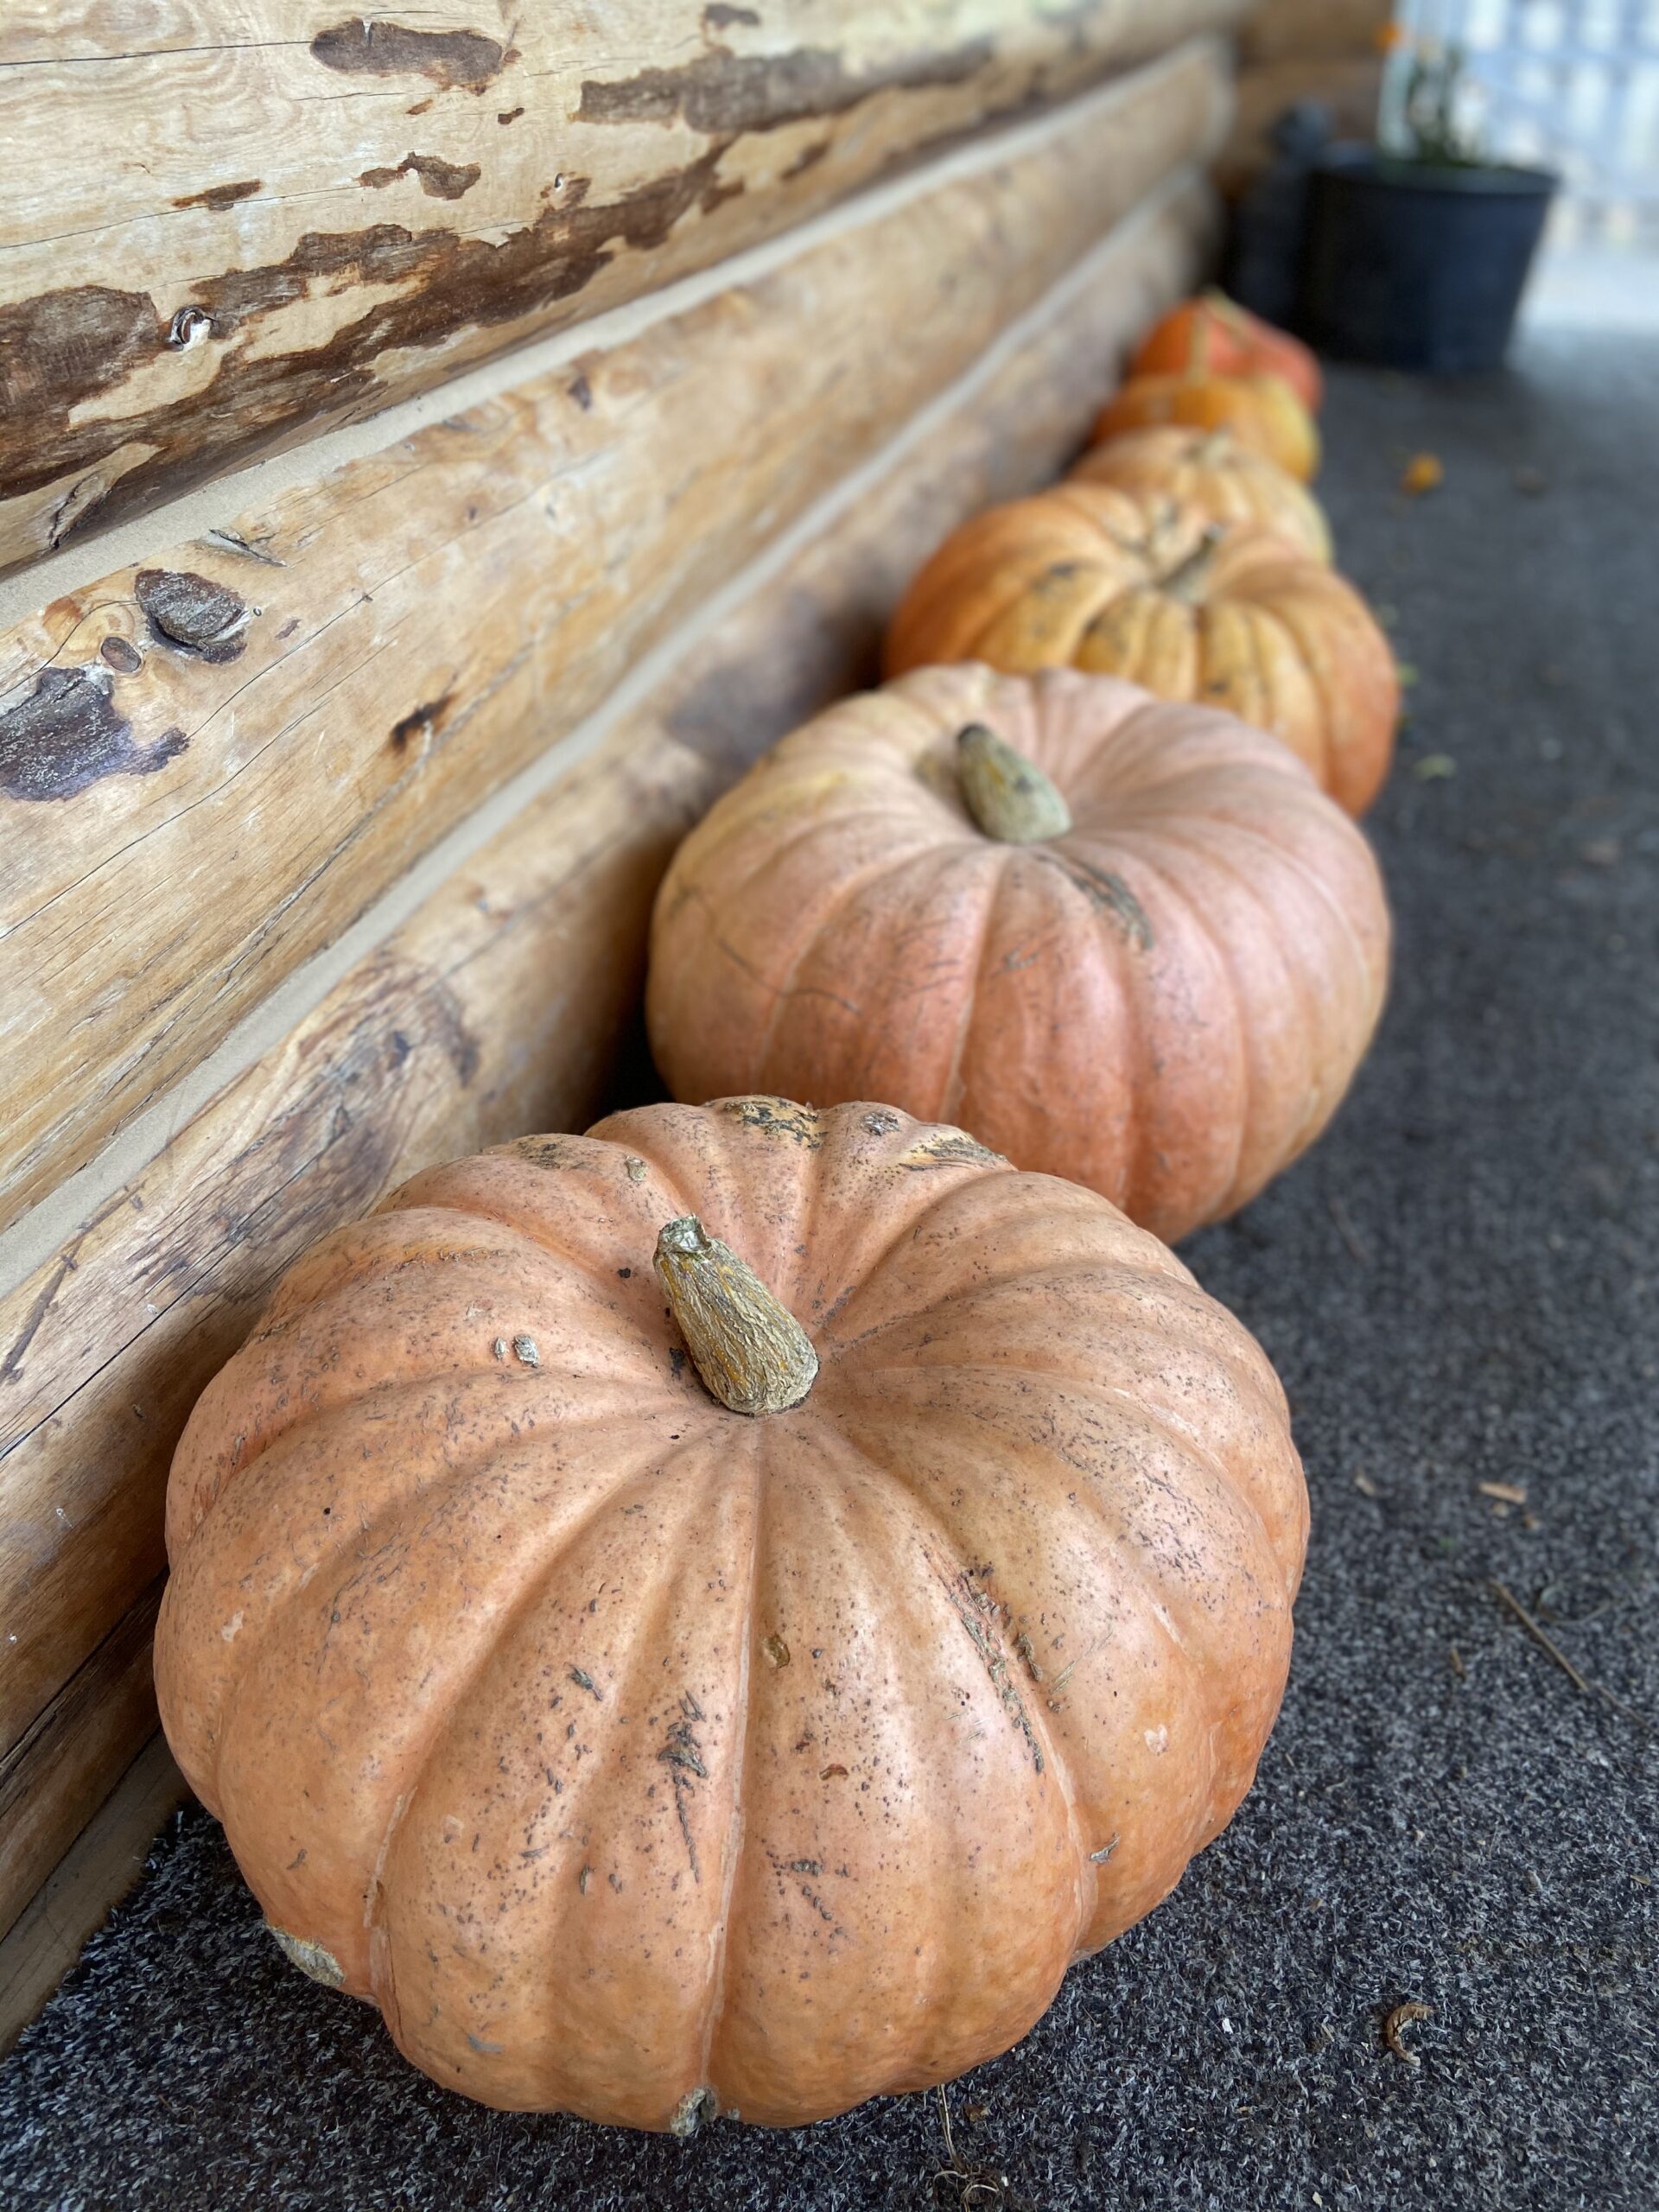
[698,1431,768,2098]
[931,848,1007,1126]
[207,1428,698,1849]
[372,1427,760,2115]
[750,843,982,1091]
[827,1375,1282,1954]
[844,1357,1289,1584]
[1136,800,1385,1047]
[1121,825,1327,1167]
[811,1408,1084,1827]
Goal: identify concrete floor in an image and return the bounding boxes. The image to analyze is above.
[1,328,1655,2211]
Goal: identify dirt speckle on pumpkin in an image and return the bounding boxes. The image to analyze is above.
[512,1334,540,1367]
[723,1097,824,1149]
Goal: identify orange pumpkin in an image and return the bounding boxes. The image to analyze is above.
[156,1095,1308,2129]
[1093,370,1320,482]
[1070,424,1332,564]
[1129,290,1323,412]
[648,669,1390,1237]
[885,486,1397,816]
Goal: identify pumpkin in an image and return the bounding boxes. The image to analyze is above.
[1092,370,1320,483]
[1070,424,1332,564]
[884,486,1397,816]
[1128,290,1324,412]
[156,1094,1309,2130]
[647,668,1390,1238]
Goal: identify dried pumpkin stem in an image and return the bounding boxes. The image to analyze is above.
[655,1216,818,1416]
[957,723,1072,845]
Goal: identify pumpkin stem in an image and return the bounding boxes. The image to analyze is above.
[957,723,1072,845]
[655,1216,818,1416]
[1159,523,1226,603]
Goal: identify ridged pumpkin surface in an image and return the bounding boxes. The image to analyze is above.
[156,1096,1308,2128]
[1128,291,1324,412]
[885,486,1397,816]
[1093,370,1320,481]
[648,670,1389,1238]
[1071,424,1332,563]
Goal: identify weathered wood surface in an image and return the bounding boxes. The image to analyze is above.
[0,1732,184,2054]
[0,178,1211,1920]
[0,0,1243,573]
[0,1581,164,1943]
[1238,0,1390,64]
[0,43,1224,1232]
[1220,53,1383,193]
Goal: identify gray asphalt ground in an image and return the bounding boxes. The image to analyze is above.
[2,327,1655,2212]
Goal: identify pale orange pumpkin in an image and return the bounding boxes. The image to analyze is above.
[1128,290,1324,412]
[156,1096,1308,2130]
[1071,424,1332,563]
[885,486,1397,816]
[648,668,1390,1238]
[1093,370,1320,482]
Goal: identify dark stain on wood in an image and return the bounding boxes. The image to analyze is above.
[309,20,517,92]
[0,146,734,550]
[568,372,594,410]
[497,105,524,125]
[359,152,483,200]
[389,692,454,753]
[98,637,143,675]
[135,569,255,663]
[173,180,264,213]
[576,39,993,135]
[0,668,187,803]
[704,4,761,25]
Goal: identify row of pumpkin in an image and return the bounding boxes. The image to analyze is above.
[150,292,1386,2129]
[646,289,1393,1243]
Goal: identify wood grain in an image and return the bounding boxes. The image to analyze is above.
[0,1733,185,2056]
[0,0,1244,572]
[0,43,1224,1233]
[0,1581,165,1943]
[0,181,1212,1897]
[1238,0,1391,65]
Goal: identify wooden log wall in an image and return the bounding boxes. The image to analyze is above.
[1223,0,1391,194]
[0,0,1241,575]
[0,0,1236,2015]
[0,45,1221,1233]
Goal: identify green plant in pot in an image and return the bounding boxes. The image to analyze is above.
[1300,18,1558,373]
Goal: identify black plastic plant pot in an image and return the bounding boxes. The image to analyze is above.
[1300,144,1558,373]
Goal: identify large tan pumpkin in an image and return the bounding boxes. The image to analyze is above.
[156,1096,1307,2132]
[649,668,1389,1242]
[885,484,1397,817]
[1071,424,1333,564]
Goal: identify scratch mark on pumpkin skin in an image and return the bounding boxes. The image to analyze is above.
[934,1560,1045,1772]
[658,1694,707,1881]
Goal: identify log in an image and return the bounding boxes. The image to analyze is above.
[0,42,1224,1230]
[1238,0,1390,66]
[1218,53,1383,194]
[0,180,1213,1923]
[0,1582,164,1943]
[0,0,1244,573]
[0,1733,185,2054]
